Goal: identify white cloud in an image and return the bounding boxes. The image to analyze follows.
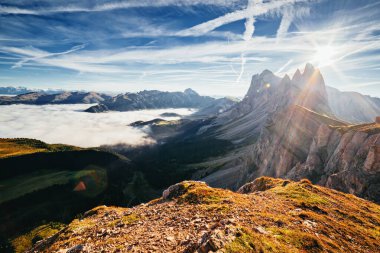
[276,6,310,40]
[0,104,195,147]
[0,0,244,15]
[243,16,255,41]
[9,44,86,69]
[178,0,310,36]
[276,59,294,74]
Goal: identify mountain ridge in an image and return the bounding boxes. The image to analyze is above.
[0,91,111,105]
[85,89,217,113]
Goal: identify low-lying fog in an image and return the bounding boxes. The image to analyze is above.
[0,104,196,147]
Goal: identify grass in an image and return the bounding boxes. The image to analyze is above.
[269,180,328,205]
[11,222,65,253]
[224,228,284,253]
[67,218,97,234]
[175,181,231,205]
[331,123,380,134]
[269,228,326,252]
[108,213,140,227]
[0,138,79,159]
[293,105,348,126]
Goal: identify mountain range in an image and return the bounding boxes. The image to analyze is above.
[189,64,380,201]
[0,86,67,95]
[1,63,379,252]
[85,88,232,113]
[0,91,111,105]
[125,64,379,202]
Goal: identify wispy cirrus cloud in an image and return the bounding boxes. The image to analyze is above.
[177,0,314,82]
[0,0,244,15]
[177,0,313,36]
[9,44,86,69]
[276,6,310,40]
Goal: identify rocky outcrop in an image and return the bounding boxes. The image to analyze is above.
[249,106,380,201]
[85,88,215,113]
[0,91,111,105]
[27,178,380,253]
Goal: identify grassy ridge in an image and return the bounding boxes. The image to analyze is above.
[0,138,79,159]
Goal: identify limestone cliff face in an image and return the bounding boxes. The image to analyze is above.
[245,105,380,201]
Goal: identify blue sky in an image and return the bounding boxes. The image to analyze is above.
[0,0,379,97]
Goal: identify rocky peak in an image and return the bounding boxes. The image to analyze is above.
[260,69,274,78]
[184,88,199,96]
[282,74,291,83]
[292,68,302,82]
[248,66,329,113]
[213,65,332,142]
[303,62,315,76]
[295,66,331,115]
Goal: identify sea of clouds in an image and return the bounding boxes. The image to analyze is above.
[0,104,195,147]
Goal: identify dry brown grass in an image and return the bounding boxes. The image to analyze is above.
[331,123,380,134]
[0,138,79,158]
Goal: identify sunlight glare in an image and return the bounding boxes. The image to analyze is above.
[312,45,336,67]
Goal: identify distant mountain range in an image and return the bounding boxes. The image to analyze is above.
[0,91,111,105]
[0,86,65,95]
[0,88,238,115]
[85,88,231,113]
[1,83,378,124]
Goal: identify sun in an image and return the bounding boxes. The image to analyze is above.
[312,45,336,67]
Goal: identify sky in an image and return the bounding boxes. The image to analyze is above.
[0,0,379,97]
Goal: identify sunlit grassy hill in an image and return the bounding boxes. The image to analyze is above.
[0,138,79,158]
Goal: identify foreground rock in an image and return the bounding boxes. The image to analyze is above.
[28,178,380,253]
